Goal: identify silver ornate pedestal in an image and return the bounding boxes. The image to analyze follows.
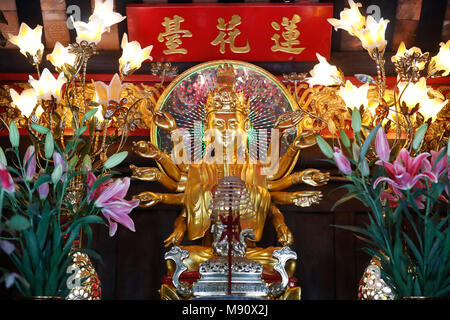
[193,256,268,297]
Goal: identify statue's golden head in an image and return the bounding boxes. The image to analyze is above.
[204,64,251,148]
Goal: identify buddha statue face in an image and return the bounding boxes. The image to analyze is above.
[205,110,249,149]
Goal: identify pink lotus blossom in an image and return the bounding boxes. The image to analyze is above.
[375,128,390,162]
[0,163,15,194]
[333,147,352,175]
[23,146,36,181]
[87,170,138,236]
[374,149,438,191]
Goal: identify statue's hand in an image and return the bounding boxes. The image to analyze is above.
[164,224,186,247]
[301,169,330,187]
[274,110,304,131]
[292,131,317,150]
[276,224,293,247]
[132,140,161,159]
[130,165,161,181]
[154,110,177,131]
[133,191,162,207]
[291,191,322,207]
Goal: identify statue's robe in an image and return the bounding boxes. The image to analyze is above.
[180,158,281,274]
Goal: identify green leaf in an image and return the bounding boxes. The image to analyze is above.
[315,135,334,159]
[9,121,20,148]
[360,123,381,161]
[30,123,49,134]
[0,146,7,165]
[339,129,351,149]
[44,132,54,159]
[104,151,128,169]
[412,123,428,151]
[74,126,88,137]
[82,108,98,122]
[351,108,362,132]
[6,215,30,231]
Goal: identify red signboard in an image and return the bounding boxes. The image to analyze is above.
[126,3,333,62]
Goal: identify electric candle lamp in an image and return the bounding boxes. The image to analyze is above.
[355,15,389,57]
[430,40,450,77]
[8,23,44,64]
[391,42,426,71]
[327,0,365,36]
[306,53,343,86]
[94,73,129,105]
[9,88,38,118]
[46,42,77,70]
[119,33,153,77]
[338,80,369,110]
[91,0,126,30]
[72,16,104,44]
[28,68,67,102]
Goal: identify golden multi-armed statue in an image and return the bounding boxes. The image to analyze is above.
[131,63,330,299]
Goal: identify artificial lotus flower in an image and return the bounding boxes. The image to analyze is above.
[338,80,369,110]
[23,146,36,182]
[93,73,128,105]
[354,15,389,56]
[91,0,126,30]
[0,163,15,194]
[119,33,153,77]
[327,0,365,36]
[429,40,450,77]
[8,23,44,61]
[397,77,447,120]
[87,170,138,236]
[9,88,38,117]
[46,42,77,70]
[374,149,437,191]
[333,147,352,175]
[28,68,66,102]
[306,53,343,86]
[391,42,427,71]
[72,16,104,44]
[375,128,390,162]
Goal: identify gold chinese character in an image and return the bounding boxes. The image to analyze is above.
[157,15,192,55]
[271,14,305,54]
[210,14,250,54]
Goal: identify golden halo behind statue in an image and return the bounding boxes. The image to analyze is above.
[151,60,300,160]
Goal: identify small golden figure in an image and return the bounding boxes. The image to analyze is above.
[132,63,329,299]
[157,15,192,55]
[210,15,251,54]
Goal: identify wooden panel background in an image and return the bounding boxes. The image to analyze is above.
[0,0,448,300]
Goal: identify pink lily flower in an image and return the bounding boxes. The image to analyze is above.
[23,145,36,182]
[422,147,449,197]
[333,147,352,175]
[374,148,438,190]
[87,170,139,237]
[0,163,15,194]
[375,128,390,162]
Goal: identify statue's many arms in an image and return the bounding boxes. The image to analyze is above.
[130,62,330,276]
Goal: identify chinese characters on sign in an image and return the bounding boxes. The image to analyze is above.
[127,4,333,61]
[157,15,192,55]
[210,15,250,54]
